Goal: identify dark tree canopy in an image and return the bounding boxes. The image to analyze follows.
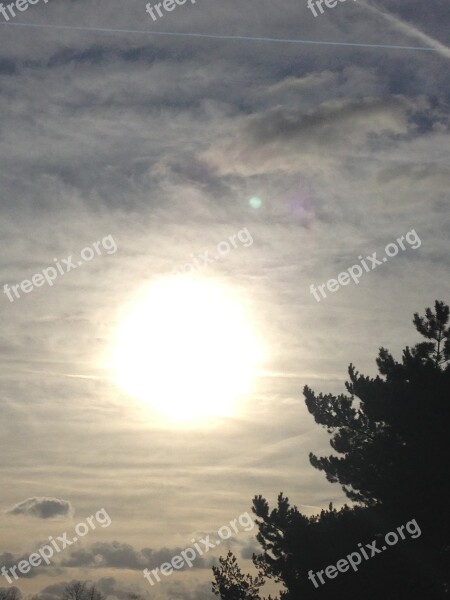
[212,301,450,600]
[304,300,450,526]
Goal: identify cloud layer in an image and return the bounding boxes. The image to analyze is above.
[0,1,448,599]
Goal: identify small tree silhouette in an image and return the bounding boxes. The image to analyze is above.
[63,582,105,600]
[212,551,265,600]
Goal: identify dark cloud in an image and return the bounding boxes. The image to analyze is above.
[0,587,22,600]
[240,542,261,560]
[248,97,405,143]
[94,577,143,600]
[0,552,50,579]
[60,541,208,571]
[6,498,74,520]
[32,581,67,600]
[149,580,215,600]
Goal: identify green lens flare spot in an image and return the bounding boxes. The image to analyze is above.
[249,197,262,209]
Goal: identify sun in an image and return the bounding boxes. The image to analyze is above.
[111,276,265,422]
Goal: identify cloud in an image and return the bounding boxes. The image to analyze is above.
[0,540,193,581]
[60,541,208,571]
[6,497,74,520]
[203,95,411,177]
[94,577,143,600]
[31,581,67,600]
[151,580,215,600]
[0,587,22,600]
[241,542,260,560]
[0,552,52,579]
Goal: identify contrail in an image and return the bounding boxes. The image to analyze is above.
[359,0,450,60]
[0,20,441,53]
[19,368,101,380]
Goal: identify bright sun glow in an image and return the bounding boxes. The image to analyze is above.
[111,277,265,422]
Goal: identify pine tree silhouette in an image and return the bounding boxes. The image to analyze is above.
[212,301,450,600]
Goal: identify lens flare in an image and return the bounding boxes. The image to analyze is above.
[249,196,262,209]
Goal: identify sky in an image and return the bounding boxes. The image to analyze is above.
[0,0,449,599]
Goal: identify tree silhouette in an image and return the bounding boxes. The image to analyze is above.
[212,301,450,600]
[305,300,450,526]
[212,552,265,600]
[62,582,105,600]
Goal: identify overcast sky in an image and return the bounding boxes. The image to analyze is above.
[0,0,449,599]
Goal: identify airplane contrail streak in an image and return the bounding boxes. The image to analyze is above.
[0,20,442,53]
[359,0,450,60]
